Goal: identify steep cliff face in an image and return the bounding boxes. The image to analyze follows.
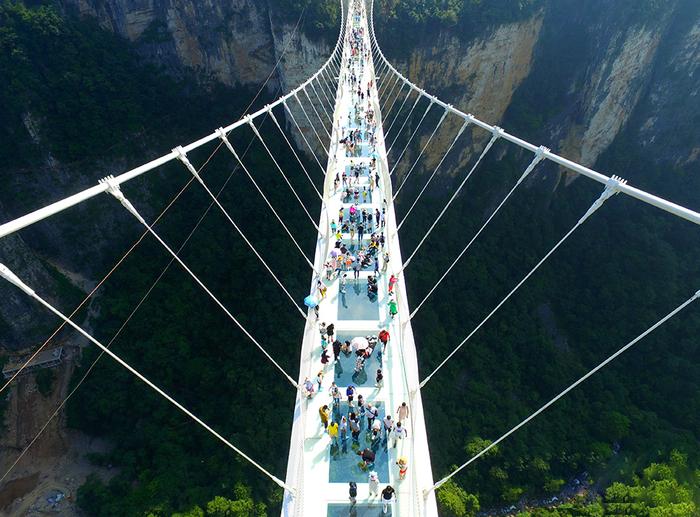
[53,0,700,179]
[64,0,277,86]
[405,15,543,134]
[386,13,543,179]
[60,0,333,92]
[564,26,663,170]
[60,0,334,156]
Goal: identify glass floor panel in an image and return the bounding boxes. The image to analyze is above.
[328,401,389,483]
[338,279,380,320]
[337,239,378,260]
[340,207,379,225]
[343,144,372,159]
[333,332,384,387]
[341,189,374,204]
[327,503,393,517]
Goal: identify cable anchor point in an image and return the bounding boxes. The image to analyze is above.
[99,175,146,225]
[172,146,199,178]
[518,145,550,184]
[578,174,627,224]
[0,263,35,297]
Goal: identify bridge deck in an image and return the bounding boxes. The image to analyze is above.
[282,2,438,516]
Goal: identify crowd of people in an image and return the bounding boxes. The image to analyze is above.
[303,1,410,512]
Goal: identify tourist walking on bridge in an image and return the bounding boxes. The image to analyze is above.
[397,401,409,424]
[392,422,407,448]
[379,329,390,354]
[388,298,398,319]
[369,471,380,497]
[381,485,396,513]
[319,405,330,429]
[328,420,339,445]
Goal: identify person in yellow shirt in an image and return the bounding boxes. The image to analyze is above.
[319,405,330,430]
[328,421,339,446]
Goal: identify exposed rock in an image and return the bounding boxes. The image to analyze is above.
[59,0,331,91]
[559,26,663,179]
[384,14,542,187]
[407,16,543,130]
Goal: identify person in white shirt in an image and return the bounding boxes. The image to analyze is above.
[383,415,394,440]
[368,471,380,497]
[371,417,381,441]
[392,421,408,448]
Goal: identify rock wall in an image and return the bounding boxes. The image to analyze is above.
[387,14,543,179]
[59,0,336,158]
[60,0,334,93]
[405,15,543,134]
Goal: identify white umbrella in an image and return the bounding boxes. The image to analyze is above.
[351,336,369,352]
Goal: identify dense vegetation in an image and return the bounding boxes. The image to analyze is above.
[268,0,341,39]
[1,0,698,516]
[511,452,699,516]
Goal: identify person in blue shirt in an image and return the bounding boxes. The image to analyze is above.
[346,384,356,407]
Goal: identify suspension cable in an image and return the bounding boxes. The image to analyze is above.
[427,288,700,494]
[0,28,308,396]
[314,69,334,108]
[400,128,501,272]
[398,121,469,230]
[409,148,548,318]
[100,176,299,387]
[217,130,315,270]
[292,91,329,153]
[419,177,626,389]
[383,81,406,126]
[0,263,293,492]
[311,78,334,118]
[321,67,340,105]
[389,100,435,175]
[0,158,242,484]
[172,147,307,318]
[269,109,323,198]
[302,88,331,138]
[247,118,320,231]
[384,87,415,137]
[387,92,422,152]
[283,100,327,174]
[380,73,401,108]
[309,81,332,124]
[382,73,402,109]
[393,110,449,198]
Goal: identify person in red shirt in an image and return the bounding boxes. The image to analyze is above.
[378,329,390,354]
[388,274,398,294]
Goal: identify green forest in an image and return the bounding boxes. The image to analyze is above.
[1,0,699,516]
